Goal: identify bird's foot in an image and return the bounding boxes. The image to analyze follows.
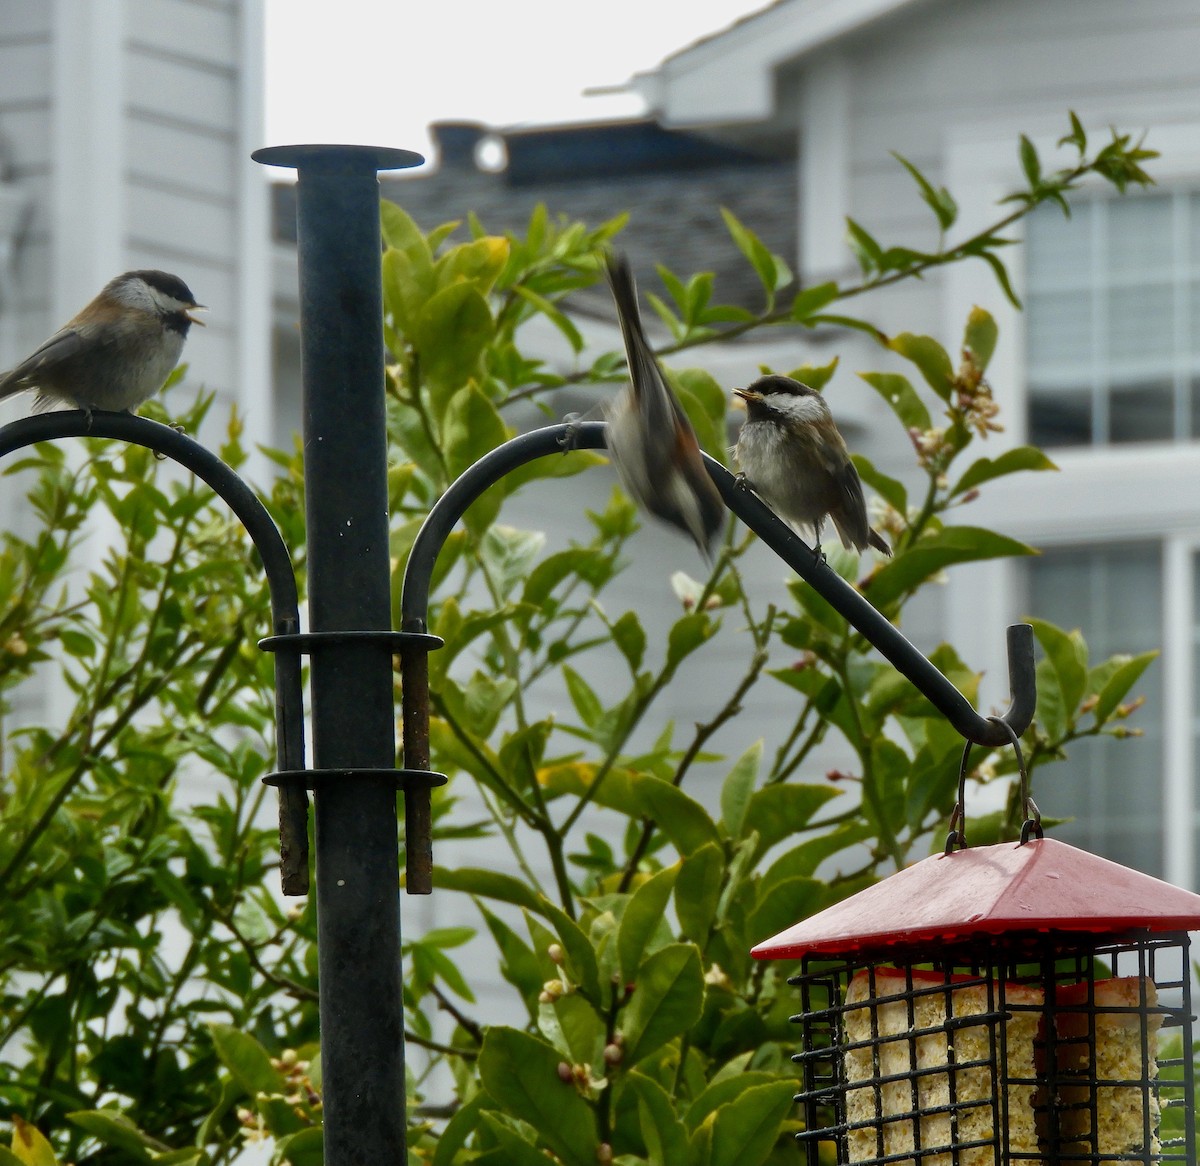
[557,413,583,452]
[152,423,186,460]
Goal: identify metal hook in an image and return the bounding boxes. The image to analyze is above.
[945,716,1043,852]
[401,421,1038,746]
[987,714,1043,843]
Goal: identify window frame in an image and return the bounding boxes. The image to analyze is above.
[941,117,1200,888]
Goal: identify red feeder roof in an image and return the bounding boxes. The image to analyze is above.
[751,837,1200,961]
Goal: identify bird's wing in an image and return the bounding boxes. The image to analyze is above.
[0,327,86,393]
[829,456,872,549]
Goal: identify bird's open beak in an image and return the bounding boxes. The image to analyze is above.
[186,305,207,327]
[731,387,758,408]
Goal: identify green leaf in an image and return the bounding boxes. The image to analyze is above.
[540,992,605,1065]
[627,1072,691,1166]
[274,1127,324,1166]
[1029,617,1088,725]
[414,281,494,395]
[760,824,875,893]
[887,332,954,400]
[65,1113,153,1161]
[676,842,725,945]
[411,939,476,1002]
[853,454,907,514]
[382,242,433,338]
[1059,110,1088,153]
[478,1028,598,1166]
[891,151,958,231]
[698,1079,796,1166]
[685,1070,786,1132]
[632,775,722,854]
[742,783,843,858]
[721,208,792,306]
[611,611,646,673]
[950,447,1057,497]
[432,866,543,912]
[58,629,95,659]
[790,282,839,322]
[443,384,512,482]
[1019,133,1042,188]
[962,305,998,371]
[512,285,585,353]
[498,720,554,794]
[976,247,1022,308]
[783,357,839,392]
[381,199,431,258]
[1091,650,1158,725]
[480,905,544,1012]
[621,943,705,1067]
[674,367,729,429]
[746,875,827,946]
[476,1114,563,1166]
[618,864,679,981]
[859,371,932,432]
[806,312,886,340]
[673,377,728,464]
[209,1022,280,1097]
[667,611,717,671]
[539,900,601,1002]
[481,524,546,600]
[720,742,761,839]
[559,666,600,729]
[864,527,1036,608]
[432,1093,489,1166]
[845,217,884,274]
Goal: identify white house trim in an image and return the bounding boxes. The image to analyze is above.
[51,0,124,316]
[629,0,925,126]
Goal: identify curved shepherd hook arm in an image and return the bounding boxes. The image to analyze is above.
[0,410,309,894]
[401,421,1036,750]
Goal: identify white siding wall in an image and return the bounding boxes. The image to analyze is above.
[0,0,269,723]
[0,0,269,436]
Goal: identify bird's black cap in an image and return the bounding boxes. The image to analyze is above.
[124,269,200,308]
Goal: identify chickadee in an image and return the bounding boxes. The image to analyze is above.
[604,252,725,559]
[733,375,891,557]
[0,270,204,416]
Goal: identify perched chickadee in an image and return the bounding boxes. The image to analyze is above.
[0,270,204,416]
[733,375,891,557]
[604,252,725,560]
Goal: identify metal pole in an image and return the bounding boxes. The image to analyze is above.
[254,143,422,1166]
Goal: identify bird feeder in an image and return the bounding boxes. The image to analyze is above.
[752,832,1200,1164]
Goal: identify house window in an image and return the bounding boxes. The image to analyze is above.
[1025,543,1165,876]
[1026,192,1200,447]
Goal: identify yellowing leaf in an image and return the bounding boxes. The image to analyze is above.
[434,236,510,294]
[10,1119,58,1166]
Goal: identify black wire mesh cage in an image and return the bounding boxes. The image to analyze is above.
[789,930,1195,1165]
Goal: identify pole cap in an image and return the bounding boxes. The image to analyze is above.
[253,144,425,173]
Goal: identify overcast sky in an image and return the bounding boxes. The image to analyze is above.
[263,0,763,163]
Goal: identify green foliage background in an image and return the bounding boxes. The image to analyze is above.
[0,119,1163,1165]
